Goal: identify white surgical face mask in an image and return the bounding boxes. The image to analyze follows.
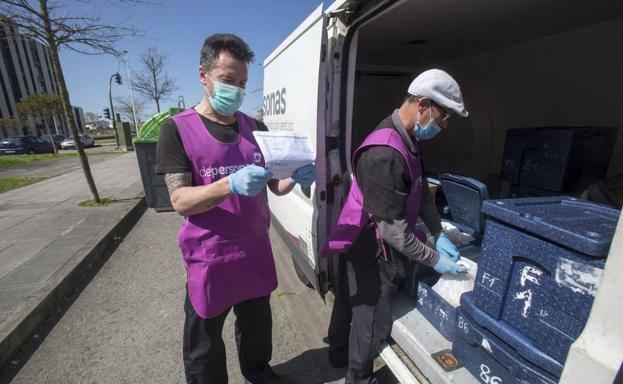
[414,104,441,140]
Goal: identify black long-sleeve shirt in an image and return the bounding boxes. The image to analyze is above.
[349,111,442,267]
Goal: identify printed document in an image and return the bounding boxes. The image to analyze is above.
[253,131,316,180]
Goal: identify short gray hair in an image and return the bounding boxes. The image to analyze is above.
[404,94,419,103]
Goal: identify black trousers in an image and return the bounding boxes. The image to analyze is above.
[328,249,404,384]
[183,292,274,384]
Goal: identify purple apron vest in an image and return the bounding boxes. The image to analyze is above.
[319,128,425,259]
[173,109,277,319]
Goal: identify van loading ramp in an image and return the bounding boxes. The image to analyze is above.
[386,223,481,384]
[390,292,479,384]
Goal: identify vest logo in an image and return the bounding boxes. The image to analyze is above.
[253,152,263,164]
[199,163,254,179]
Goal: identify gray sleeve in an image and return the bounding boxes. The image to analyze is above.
[375,218,440,267]
[419,181,443,237]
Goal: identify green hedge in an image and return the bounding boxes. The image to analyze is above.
[94,134,116,140]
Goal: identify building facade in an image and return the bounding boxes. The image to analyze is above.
[73,106,85,134]
[0,22,84,137]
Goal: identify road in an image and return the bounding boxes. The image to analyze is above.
[2,209,397,383]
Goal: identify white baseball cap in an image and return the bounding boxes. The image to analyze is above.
[407,69,468,117]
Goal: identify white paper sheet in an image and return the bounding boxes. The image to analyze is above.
[431,258,478,308]
[253,131,316,179]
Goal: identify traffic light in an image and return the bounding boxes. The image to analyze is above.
[103,108,111,119]
[114,73,122,85]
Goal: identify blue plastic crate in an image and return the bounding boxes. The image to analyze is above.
[473,197,619,364]
[481,197,619,257]
[453,307,558,384]
[415,282,457,342]
[462,292,563,378]
[439,173,489,240]
[500,127,617,192]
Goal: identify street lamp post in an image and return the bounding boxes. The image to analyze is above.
[109,72,122,148]
[121,50,140,133]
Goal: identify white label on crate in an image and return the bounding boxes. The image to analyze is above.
[514,289,533,318]
[520,266,542,287]
[555,258,603,297]
[481,272,499,289]
[481,338,493,353]
[438,307,448,322]
[539,309,549,318]
[480,364,502,384]
[458,316,469,334]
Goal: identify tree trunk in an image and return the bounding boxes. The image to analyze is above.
[43,117,57,154]
[52,115,59,135]
[152,70,160,112]
[40,0,100,202]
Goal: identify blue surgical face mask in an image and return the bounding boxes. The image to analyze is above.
[205,77,245,116]
[414,106,442,140]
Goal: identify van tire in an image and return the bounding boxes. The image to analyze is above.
[291,255,313,288]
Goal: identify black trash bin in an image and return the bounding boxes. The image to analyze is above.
[134,108,181,212]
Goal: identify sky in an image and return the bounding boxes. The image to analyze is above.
[58,0,324,120]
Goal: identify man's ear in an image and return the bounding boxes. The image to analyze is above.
[198,65,207,86]
[417,97,430,114]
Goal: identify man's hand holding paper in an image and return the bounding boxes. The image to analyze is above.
[253,131,316,180]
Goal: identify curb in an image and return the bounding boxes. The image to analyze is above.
[0,196,147,370]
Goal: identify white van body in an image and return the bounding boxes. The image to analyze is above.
[263,1,623,382]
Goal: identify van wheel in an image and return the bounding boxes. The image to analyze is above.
[29,149,35,154]
[291,255,313,288]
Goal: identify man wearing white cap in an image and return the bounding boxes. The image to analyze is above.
[324,69,469,383]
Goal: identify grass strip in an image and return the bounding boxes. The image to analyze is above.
[0,176,46,193]
[79,197,116,207]
[0,152,118,170]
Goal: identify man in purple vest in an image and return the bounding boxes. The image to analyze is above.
[323,69,469,384]
[155,34,314,384]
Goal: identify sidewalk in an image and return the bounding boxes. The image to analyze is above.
[0,153,146,368]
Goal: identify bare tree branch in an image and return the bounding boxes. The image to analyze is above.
[1,1,146,56]
[131,47,177,113]
[114,95,147,125]
[0,0,157,203]
[84,111,99,124]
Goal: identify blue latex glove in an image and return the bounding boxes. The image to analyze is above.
[433,253,468,276]
[290,164,316,188]
[436,234,460,262]
[228,165,272,197]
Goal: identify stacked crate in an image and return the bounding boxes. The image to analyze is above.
[501,127,618,197]
[453,196,619,383]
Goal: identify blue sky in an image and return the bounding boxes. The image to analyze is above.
[58,0,323,120]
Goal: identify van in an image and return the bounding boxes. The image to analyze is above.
[262,1,623,382]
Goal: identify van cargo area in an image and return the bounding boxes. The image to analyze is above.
[340,0,623,382]
[263,0,623,383]
[347,0,623,200]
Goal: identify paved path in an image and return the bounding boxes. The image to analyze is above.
[2,209,397,383]
[0,153,143,327]
[0,149,123,179]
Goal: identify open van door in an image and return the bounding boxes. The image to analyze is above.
[263,3,330,296]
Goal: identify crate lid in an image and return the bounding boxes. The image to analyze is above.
[461,293,564,378]
[439,173,489,238]
[134,107,182,143]
[482,196,620,257]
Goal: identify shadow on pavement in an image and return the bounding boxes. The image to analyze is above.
[272,346,398,384]
[272,346,346,384]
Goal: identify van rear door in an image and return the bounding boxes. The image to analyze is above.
[263,4,330,295]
